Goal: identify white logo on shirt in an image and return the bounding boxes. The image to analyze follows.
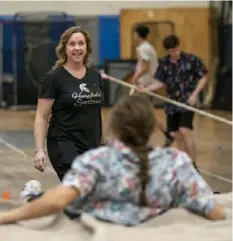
[72,83,101,107]
[79,83,90,93]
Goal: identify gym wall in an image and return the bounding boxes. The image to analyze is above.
[0,1,223,108]
[121,7,212,71]
[0,1,209,15]
[0,1,212,72]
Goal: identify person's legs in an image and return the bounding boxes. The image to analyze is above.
[179,127,196,161]
[148,95,174,147]
[178,111,197,167]
[173,131,186,151]
[47,140,81,181]
[157,120,174,147]
[166,113,180,148]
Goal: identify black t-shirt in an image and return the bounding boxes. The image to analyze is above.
[38,66,103,153]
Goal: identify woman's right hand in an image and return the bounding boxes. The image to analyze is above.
[34,150,48,172]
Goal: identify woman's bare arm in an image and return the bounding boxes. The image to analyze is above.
[34,99,54,151]
[176,151,226,221]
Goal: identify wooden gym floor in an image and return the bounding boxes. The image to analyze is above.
[0,108,232,200]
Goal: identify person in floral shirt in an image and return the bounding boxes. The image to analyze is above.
[138,35,209,171]
[0,95,225,226]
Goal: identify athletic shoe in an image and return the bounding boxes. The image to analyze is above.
[19,180,42,202]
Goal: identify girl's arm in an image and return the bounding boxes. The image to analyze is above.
[0,150,100,224]
[0,186,79,224]
[176,151,225,220]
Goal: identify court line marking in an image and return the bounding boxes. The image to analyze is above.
[0,137,54,173]
[199,169,232,184]
[0,138,28,157]
[0,137,232,184]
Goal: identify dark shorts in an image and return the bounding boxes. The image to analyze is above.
[167,111,194,132]
[47,140,82,182]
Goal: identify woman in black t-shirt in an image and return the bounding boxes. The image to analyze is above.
[33,26,104,181]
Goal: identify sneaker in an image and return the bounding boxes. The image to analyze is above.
[19,180,42,202]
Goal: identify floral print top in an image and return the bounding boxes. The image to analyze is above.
[62,139,216,226]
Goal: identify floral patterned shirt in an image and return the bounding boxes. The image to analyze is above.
[155,51,208,114]
[62,139,216,226]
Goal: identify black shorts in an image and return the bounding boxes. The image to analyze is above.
[167,111,194,132]
[47,140,82,181]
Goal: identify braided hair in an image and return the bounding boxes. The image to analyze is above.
[109,94,156,206]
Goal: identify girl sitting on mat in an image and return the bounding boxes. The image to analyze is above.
[0,94,225,226]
